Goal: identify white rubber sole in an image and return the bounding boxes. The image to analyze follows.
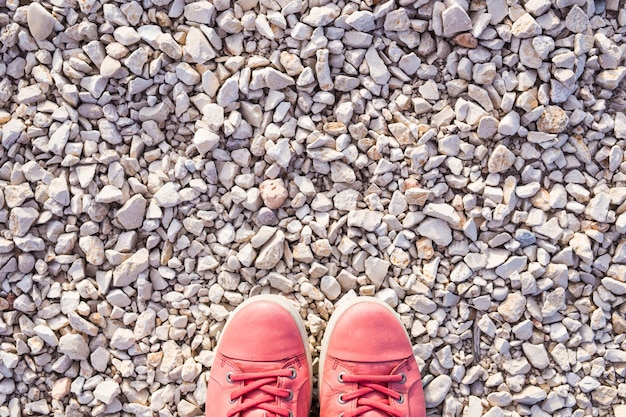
[318,296,409,395]
[217,294,313,407]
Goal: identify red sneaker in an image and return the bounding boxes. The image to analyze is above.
[206,295,312,417]
[319,297,426,417]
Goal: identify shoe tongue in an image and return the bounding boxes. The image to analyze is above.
[230,359,285,417]
[350,361,398,375]
[361,411,387,417]
[358,391,392,417]
[241,409,271,417]
[238,391,278,417]
[349,362,400,417]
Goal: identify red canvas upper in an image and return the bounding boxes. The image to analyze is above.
[206,298,311,417]
[319,299,426,417]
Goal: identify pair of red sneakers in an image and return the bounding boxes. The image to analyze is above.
[205,295,426,417]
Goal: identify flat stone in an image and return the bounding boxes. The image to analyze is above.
[267,272,295,293]
[110,328,135,350]
[565,5,589,33]
[511,13,541,38]
[193,128,220,156]
[95,184,123,204]
[93,380,121,405]
[585,192,611,222]
[113,248,149,286]
[154,183,180,208]
[442,5,472,37]
[100,55,121,77]
[184,27,216,63]
[495,256,527,278]
[216,76,239,107]
[423,203,461,226]
[596,67,626,90]
[602,277,626,295]
[579,376,601,393]
[2,119,25,149]
[364,256,390,289]
[384,9,410,32]
[513,386,547,405]
[522,343,550,369]
[345,11,376,32]
[417,218,452,246]
[497,292,526,323]
[184,1,215,24]
[424,375,452,407]
[8,207,38,237]
[365,47,390,85]
[116,194,147,230]
[58,333,90,360]
[488,144,516,173]
[570,233,593,264]
[302,4,341,26]
[27,2,56,41]
[347,210,383,232]
[264,68,295,90]
[488,0,508,24]
[134,309,157,340]
[537,106,569,133]
[255,230,285,269]
[79,235,105,266]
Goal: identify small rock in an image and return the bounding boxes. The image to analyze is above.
[364,257,390,289]
[537,106,569,133]
[116,194,147,230]
[365,47,390,85]
[417,218,452,246]
[154,183,180,207]
[320,276,341,300]
[488,144,516,174]
[424,375,452,407]
[259,179,288,209]
[113,248,149,287]
[58,334,90,360]
[255,230,285,269]
[511,13,541,38]
[345,11,376,32]
[497,292,526,323]
[1,119,25,149]
[27,3,56,41]
[216,76,239,107]
[110,328,135,350]
[93,380,121,404]
[384,9,410,32]
[442,5,472,37]
[565,5,589,33]
[521,343,550,369]
[513,386,546,405]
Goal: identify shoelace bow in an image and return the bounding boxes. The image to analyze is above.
[227,369,295,417]
[339,373,405,417]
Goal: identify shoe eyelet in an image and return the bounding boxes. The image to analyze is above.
[337,372,345,383]
[226,372,234,383]
[285,389,293,401]
[228,395,236,404]
[288,368,297,379]
[399,372,406,384]
[396,393,405,404]
[338,394,346,404]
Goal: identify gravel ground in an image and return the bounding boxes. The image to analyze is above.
[1,0,626,416]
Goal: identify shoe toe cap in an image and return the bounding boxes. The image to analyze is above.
[218,300,305,361]
[327,301,413,362]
